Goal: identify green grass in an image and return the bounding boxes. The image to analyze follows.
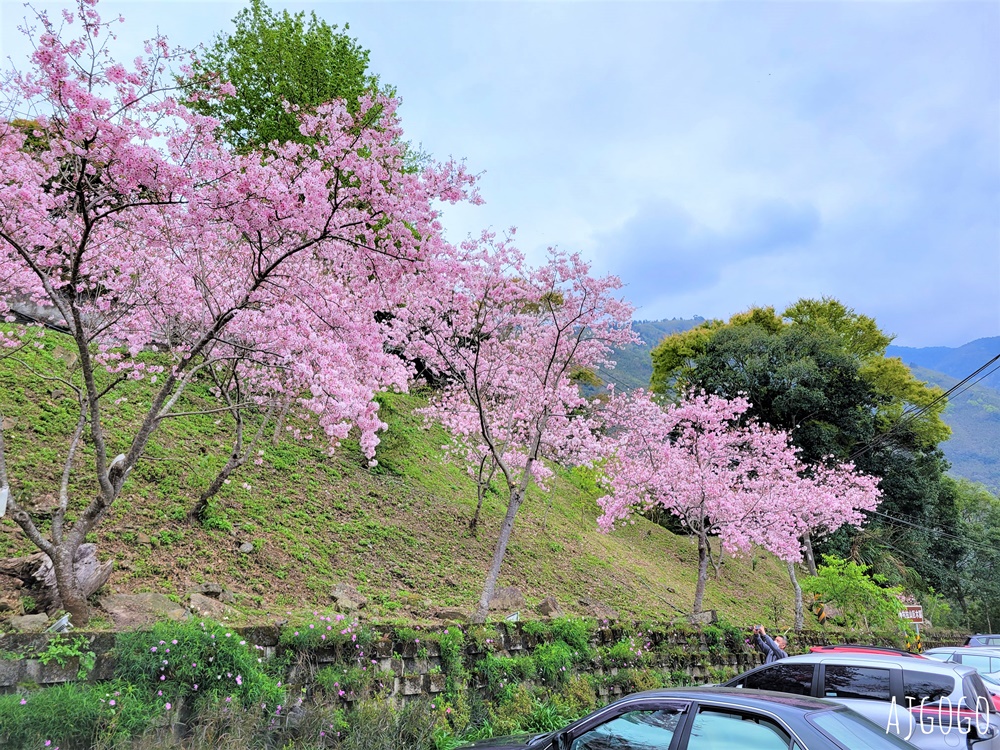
[1,328,802,628]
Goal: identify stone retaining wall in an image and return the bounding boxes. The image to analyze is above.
[0,624,968,700]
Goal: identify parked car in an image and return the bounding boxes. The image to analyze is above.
[810,644,928,659]
[924,648,1000,710]
[925,648,1000,678]
[722,652,999,749]
[967,636,1000,648]
[461,687,923,749]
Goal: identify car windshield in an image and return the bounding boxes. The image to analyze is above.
[809,708,923,749]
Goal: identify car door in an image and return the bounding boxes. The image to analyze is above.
[816,663,924,746]
[554,700,691,750]
[676,704,800,750]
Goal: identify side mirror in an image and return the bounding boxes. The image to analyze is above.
[969,723,998,745]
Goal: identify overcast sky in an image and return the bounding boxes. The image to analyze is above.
[2,0,998,348]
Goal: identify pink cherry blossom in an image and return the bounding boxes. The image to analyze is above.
[0,0,477,622]
[397,232,636,621]
[598,390,880,614]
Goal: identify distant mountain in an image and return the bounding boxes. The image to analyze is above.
[887,337,1000,390]
[908,365,1000,493]
[603,317,705,391]
[886,337,1000,490]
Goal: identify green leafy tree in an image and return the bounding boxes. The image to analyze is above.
[802,555,915,637]
[948,478,1000,630]
[186,0,381,152]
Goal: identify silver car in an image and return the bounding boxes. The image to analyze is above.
[925,648,1000,681]
[724,652,999,750]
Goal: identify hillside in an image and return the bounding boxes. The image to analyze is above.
[0,331,798,629]
[887,337,1000,390]
[601,317,704,391]
[887,337,1000,491]
[909,365,1000,493]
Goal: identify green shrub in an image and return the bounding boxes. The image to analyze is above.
[550,674,598,717]
[115,619,284,713]
[315,664,394,701]
[0,683,102,749]
[37,634,97,679]
[803,556,918,637]
[338,698,443,750]
[520,620,551,639]
[533,640,574,686]
[279,612,374,651]
[602,635,654,668]
[477,652,536,697]
[549,617,593,658]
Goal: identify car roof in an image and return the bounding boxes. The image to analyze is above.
[926,646,1000,655]
[625,686,845,712]
[779,652,977,675]
[809,644,923,657]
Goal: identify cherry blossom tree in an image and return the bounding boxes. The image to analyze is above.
[785,460,882,628]
[399,232,636,623]
[0,0,476,623]
[597,391,881,617]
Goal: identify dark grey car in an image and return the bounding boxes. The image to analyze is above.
[461,686,922,749]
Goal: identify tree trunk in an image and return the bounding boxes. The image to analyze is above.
[1,544,112,623]
[471,487,524,623]
[192,454,241,522]
[50,545,90,625]
[693,531,710,615]
[788,560,804,631]
[469,454,496,535]
[271,396,293,446]
[802,532,818,576]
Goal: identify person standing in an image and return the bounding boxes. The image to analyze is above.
[752,624,788,663]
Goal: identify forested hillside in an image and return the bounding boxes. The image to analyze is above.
[911,365,1000,493]
[601,318,703,390]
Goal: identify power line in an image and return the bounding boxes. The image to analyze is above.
[848,352,1000,462]
[867,508,999,556]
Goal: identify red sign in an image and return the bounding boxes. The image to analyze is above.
[900,605,924,624]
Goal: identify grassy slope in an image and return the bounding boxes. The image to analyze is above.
[0,332,795,627]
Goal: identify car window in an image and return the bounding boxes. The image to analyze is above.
[823,665,892,701]
[684,708,791,750]
[570,708,684,750]
[809,709,925,749]
[985,637,1000,647]
[743,664,814,696]
[902,669,955,704]
[955,653,1000,673]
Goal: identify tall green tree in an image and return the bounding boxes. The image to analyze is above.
[947,478,1000,630]
[186,0,381,152]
